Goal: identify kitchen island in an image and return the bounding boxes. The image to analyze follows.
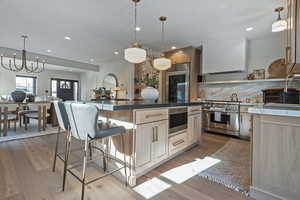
[84,100,203,186]
[248,104,300,200]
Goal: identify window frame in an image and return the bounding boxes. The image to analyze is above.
[15,75,37,95]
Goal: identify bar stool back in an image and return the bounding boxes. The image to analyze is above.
[63,102,127,200]
[52,101,70,172]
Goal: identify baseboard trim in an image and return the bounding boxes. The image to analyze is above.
[250,186,286,200]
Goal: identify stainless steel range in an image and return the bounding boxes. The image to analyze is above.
[202,100,241,137]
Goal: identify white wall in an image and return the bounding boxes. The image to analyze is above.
[0,67,81,96]
[80,59,134,101]
[247,32,286,76]
[204,32,286,82]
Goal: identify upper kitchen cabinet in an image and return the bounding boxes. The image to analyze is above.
[202,39,247,74]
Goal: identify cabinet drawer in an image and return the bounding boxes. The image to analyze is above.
[169,131,187,155]
[135,109,168,124]
[188,106,202,115]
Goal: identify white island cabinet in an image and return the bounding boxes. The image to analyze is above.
[93,102,203,187]
[134,106,202,181]
[135,109,169,175]
[188,106,202,145]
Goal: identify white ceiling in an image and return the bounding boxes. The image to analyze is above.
[0,0,286,65]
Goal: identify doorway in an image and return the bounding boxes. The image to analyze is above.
[50,78,79,101]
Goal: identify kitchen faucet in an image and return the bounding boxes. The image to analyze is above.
[230,93,239,102]
[284,74,300,93]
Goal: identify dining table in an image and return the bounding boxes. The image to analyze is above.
[0,101,57,136]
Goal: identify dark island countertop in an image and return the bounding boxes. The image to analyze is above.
[85,100,203,111]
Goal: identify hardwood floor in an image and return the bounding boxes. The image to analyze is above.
[0,133,253,200]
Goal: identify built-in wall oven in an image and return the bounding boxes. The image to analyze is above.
[166,63,190,102]
[169,107,188,135]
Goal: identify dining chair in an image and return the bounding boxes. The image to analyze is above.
[24,103,51,131]
[63,102,127,200]
[0,104,19,136]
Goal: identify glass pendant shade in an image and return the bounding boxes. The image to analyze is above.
[153,57,171,70]
[124,46,147,64]
[124,0,147,64]
[153,16,171,71]
[272,19,287,32]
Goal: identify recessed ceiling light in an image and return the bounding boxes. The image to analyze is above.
[171,46,177,50]
[46,49,52,53]
[114,51,119,55]
[64,36,71,40]
[90,58,94,62]
[246,27,254,32]
[135,27,141,31]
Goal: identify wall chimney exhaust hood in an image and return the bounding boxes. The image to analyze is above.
[286,0,300,75]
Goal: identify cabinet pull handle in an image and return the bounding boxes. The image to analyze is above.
[146,113,163,119]
[191,109,200,112]
[152,127,155,143]
[156,127,158,142]
[173,139,185,146]
[286,46,291,64]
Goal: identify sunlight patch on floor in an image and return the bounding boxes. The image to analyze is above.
[133,177,171,199]
[160,157,221,184]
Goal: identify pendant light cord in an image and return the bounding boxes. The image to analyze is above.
[23,37,26,49]
[134,2,137,42]
[161,20,165,53]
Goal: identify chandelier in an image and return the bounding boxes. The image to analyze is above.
[1,35,45,73]
[153,16,171,71]
[272,7,287,32]
[124,0,147,64]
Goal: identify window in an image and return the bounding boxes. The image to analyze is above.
[16,75,37,95]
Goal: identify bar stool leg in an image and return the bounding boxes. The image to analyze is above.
[121,133,128,186]
[62,128,72,192]
[81,138,89,200]
[14,120,17,132]
[52,127,61,172]
[102,149,107,172]
[24,116,28,131]
[88,142,93,160]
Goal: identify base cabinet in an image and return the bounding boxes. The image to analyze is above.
[188,112,202,145]
[135,120,168,170]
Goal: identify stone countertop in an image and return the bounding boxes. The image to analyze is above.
[248,104,300,117]
[86,100,203,111]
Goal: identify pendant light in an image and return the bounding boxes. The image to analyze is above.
[272,7,287,32]
[124,0,146,64]
[153,16,171,71]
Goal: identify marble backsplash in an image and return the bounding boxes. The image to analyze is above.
[198,81,300,103]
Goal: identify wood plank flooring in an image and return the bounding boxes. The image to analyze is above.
[0,133,253,200]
